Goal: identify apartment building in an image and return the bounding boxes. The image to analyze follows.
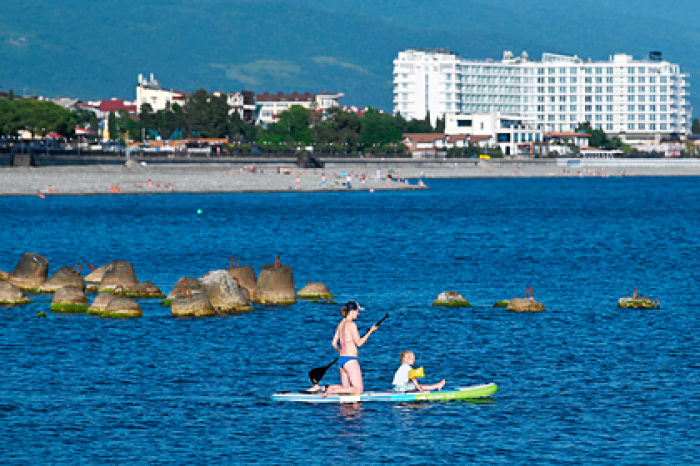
[393,48,691,138]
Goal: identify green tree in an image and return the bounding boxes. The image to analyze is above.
[108,111,118,140]
[692,118,700,135]
[89,112,99,136]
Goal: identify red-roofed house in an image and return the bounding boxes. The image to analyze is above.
[98,99,137,118]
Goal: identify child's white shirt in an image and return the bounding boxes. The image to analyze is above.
[392,363,412,386]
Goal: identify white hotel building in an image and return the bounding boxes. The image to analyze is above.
[393,48,691,138]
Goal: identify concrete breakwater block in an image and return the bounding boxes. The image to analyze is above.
[85,263,109,283]
[39,265,85,293]
[128,281,165,298]
[432,291,471,307]
[200,270,253,313]
[98,261,138,293]
[252,256,297,305]
[50,286,89,313]
[506,287,545,312]
[618,288,660,309]
[162,276,203,305]
[9,253,50,291]
[87,292,116,315]
[0,282,33,305]
[171,286,215,317]
[298,281,333,300]
[227,258,257,297]
[103,297,142,318]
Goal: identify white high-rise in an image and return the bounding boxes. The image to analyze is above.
[393,48,691,137]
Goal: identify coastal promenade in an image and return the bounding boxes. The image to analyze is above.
[2,158,700,196]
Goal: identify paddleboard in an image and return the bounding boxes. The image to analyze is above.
[271,383,497,403]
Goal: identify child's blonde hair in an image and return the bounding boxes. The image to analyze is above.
[400,350,414,364]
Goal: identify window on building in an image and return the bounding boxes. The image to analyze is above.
[548,77,556,84]
[649,115,656,121]
[595,87,602,93]
[594,115,602,121]
[585,114,592,121]
[638,105,645,111]
[660,123,667,130]
[585,105,592,111]
[638,95,645,102]
[660,95,667,102]
[628,124,635,130]
[638,123,646,130]
[606,115,613,121]
[585,77,593,84]
[628,67,635,74]
[649,123,656,130]
[594,105,602,112]
[660,105,667,111]
[446,73,451,80]
[559,77,566,83]
[570,96,577,102]
[660,114,667,121]
[660,86,667,92]
[628,77,635,84]
[649,105,656,111]
[570,68,577,74]
[548,68,555,75]
[559,96,567,102]
[628,96,635,102]
[606,105,613,111]
[606,96,614,102]
[649,77,656,84]
[628,86,635,93]
[538,68,545,75]
[638,114,645,121]
[559,115,566,121]
[660,77,667,83]
[585,96,592,102]
[595,77,603,84]
[585,68,592,74]
[638,67,645,74]
[570,87,577,93]
[606,87,613,93]
[638,86,645,93]
[638,77,646,84]
[606,124,613,130]
[570,77,577,84]
[570,115,577,121]
[585,87,592,93]
[570,105,577,111]
[628,115,635,121]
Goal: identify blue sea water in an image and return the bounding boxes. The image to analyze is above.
[1,178,699,464]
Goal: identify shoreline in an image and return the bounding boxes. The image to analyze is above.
[2,162,700,197]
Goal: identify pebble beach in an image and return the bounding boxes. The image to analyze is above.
[2,160,700,196]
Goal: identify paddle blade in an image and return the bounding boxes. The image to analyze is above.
[309,357,338,385]
[308,366,328,385]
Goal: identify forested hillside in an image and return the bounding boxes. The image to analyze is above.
[0,0,697,113]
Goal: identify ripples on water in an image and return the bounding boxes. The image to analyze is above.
[1,178,699,464]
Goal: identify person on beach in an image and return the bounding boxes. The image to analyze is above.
[322,301,379,397]
[346,174,352,189]
[321,174,326,188]
[392,350,445,392]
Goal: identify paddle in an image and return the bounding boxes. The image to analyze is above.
[308,313,389,385]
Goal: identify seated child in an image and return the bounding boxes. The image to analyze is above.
[392,350,446,392]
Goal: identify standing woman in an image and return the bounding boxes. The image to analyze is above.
[322,301,378,397]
